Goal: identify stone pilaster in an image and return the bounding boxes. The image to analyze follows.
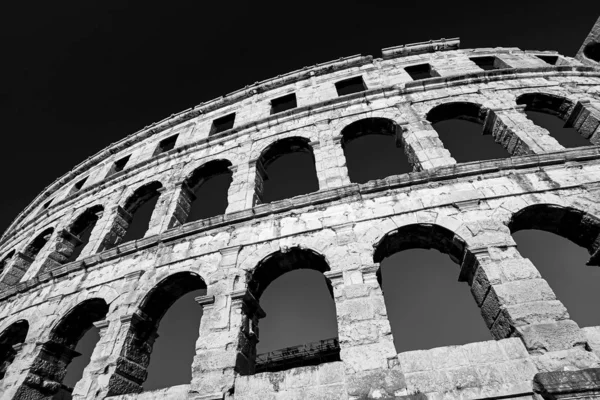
[189,245,248,399]
[330,267,407,398]
[313,137,351,189]
[225,163,254,213]
[77,208,104,259]
[402,121,456,170]
[145,186,175,237]
[161,181,196,230]
[71,320,110,399]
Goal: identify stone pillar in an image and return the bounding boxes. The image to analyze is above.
[402,121,456,170]
[95,205,133,251]
[37,230,82,275]
[225,163,254,213]
[160,181,195,230]
[188,245,257,400]
[565,100,600,144]
[330,267,407,398]
[314,137,351,189]
[485,106,564,155]
[145,186,175,237]
[463,241,599,371]
[78,208,105,259]
[71,320,110,399]
[0,252,34,290]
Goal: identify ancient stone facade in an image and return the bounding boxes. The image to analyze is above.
[2,17,600,400]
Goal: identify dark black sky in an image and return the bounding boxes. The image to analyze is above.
[4,0,600,392]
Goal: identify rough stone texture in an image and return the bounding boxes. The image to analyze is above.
[1,30,600,400]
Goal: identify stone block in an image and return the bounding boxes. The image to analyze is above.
[518,319,588,353]
[341,342,397,372]
[502,300,569,326]
[346,369,406,399]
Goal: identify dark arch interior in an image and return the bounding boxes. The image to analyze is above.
[16,299,108,399]
[66,205,104,262]
[185,159,233,222]
[121,182,162,243]
[426,102,509,163]
[508,204,600,257]
[245,248,339,374]
[374,224,491,352]
[256,137,319,203]
[510,204,600,328]
[341,118,411,183]
[517,93,590,148]
[0,320,28,380]
[584,42,600,62]
[249,247,331,299]
[108,272,206,395]
[23,227,54,261]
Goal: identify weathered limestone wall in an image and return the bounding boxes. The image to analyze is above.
[2,35,600,400]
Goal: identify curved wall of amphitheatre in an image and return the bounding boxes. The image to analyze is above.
[2,26,600,400]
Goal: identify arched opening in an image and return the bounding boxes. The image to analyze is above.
[374,224,491,353]
[13,299,107,399]
[107,272,206,395]
[341,118,411,183]
[184,160,233,222]
[517,93,590,148]
[426,102,509,162]
[120,182,162,244]
[64,205,104,263]
[23,227,54,262]
[240,247,340,375]
[0,320,28,381]
[509,204,600,328]
[254,137,319,204]
[584,42,600,62]
[0,250,15,276]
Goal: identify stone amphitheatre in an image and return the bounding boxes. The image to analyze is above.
[1,16,600,400]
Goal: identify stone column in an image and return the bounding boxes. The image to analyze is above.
[314,137,351,189]
[565,100,600,144]
[71,320,111,399]
[94,205,133,251]
[159,181,195,230]
[485,106,564,155]
[462,238,599,371]
[225,163,254,213]
[0,252,34,289]
[329,267,406,398]
[188,246,259,400]
[145,186,175,237]
[402,121,456,170]
[78,208,105,259]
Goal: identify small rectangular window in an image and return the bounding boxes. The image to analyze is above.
[335,76,367,96]
[210,113,236,136]
[106,155,131,178]
[535,55,559,65]
[470,56,498,71]
[271,93,297,114]
[405,64,435,80]
[154,134,178,156]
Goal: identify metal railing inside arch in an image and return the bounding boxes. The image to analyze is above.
[255,337,341,373]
